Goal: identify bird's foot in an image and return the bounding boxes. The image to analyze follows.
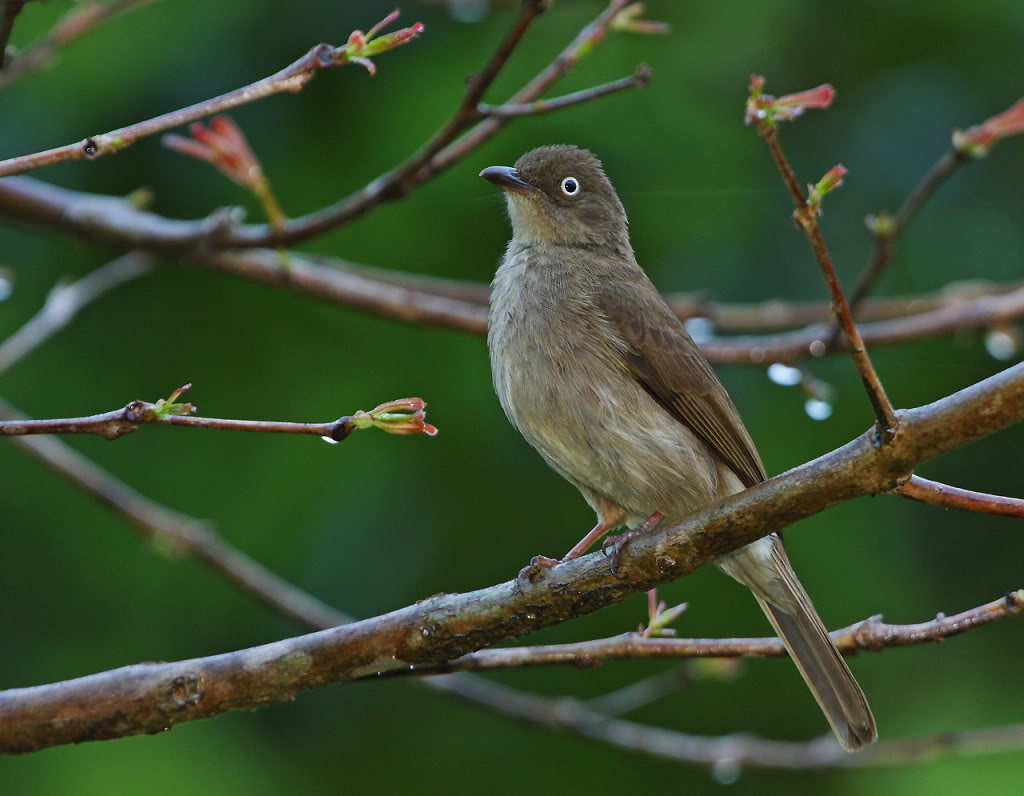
[639,588,688,637]
[515,554,560,591]
[602,510,665,577]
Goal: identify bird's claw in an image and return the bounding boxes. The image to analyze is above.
[515,554,560,591]
[603,530,636,578]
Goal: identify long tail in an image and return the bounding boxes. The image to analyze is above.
[720,536,877,751]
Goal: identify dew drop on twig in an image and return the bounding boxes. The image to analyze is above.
[711,757,742,785]
[321,435,340,445]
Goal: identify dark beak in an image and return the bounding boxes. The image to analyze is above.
[479,165,537,193]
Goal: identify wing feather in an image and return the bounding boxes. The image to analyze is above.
[596,283,766,489]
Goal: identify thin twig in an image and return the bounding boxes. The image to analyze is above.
[0,16,418,176]
[582,665,697,717]
[478,65,650,117]
[218,0,634,248]
[1,362,1022,752]
[0,399,358,441]
[0,401,351,629]
[896,474,1024,518]
[383,591,1024,674]
[759,128,899,435]
[0,0,153,89]
[0,1,633,245]
[848,150,968,313]
[431,674,1024,771]
[0,252,153,376]
[0,176,1021,358]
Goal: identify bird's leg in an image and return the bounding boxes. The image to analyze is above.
[516,519,612,587]
[602,510,665,576]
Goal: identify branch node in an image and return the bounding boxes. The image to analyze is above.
[312,42,335,68]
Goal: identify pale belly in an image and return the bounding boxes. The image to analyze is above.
[489,305,721,527]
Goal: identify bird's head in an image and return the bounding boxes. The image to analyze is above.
[480,145,628,248]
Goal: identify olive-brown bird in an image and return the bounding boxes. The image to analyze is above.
[481,145,876,751]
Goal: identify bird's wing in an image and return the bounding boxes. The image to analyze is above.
[596,280,767,488]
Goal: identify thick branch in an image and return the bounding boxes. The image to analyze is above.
[896,474,1024,518]
[9,403,1021,771]
[1,362,1021,753]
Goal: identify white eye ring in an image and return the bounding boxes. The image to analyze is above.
[560,176,580,196]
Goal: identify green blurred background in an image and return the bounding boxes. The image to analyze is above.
[2,0,1022,792]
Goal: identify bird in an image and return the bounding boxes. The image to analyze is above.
[481,144,876,751]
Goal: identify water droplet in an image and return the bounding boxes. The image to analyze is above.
[985,328,1018,360]
[684,316,715,343]
[804,398,832,421]
[767,362,801,386]
[808,339,826,357]
[321,435,339,445]
[712,758,741,785]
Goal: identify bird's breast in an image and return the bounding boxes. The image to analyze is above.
[487,249,719,519]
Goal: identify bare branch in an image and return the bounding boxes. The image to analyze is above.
[478,65,650,117]
[1,362,1021,753]
[0,1,633,248]
[896,474,1024,518]
[0,252,153,376]
[430,674,1024,771]
[583,665,698,717]
[198,249,490,332]
[0,401,351,630]
[0,0,153,89]
[757,125,899,434]
[216,0,635,248]
[377,590,1024,674]
[1,174,1020,358]
[10,403,1022,771]
[0,392,437,441]
[0,12,423,176]
[848,150,968,313]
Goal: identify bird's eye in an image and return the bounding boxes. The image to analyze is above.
[560,177,580,196]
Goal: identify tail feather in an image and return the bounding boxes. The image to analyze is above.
[720,536,876,751]
[755,594,876,751]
